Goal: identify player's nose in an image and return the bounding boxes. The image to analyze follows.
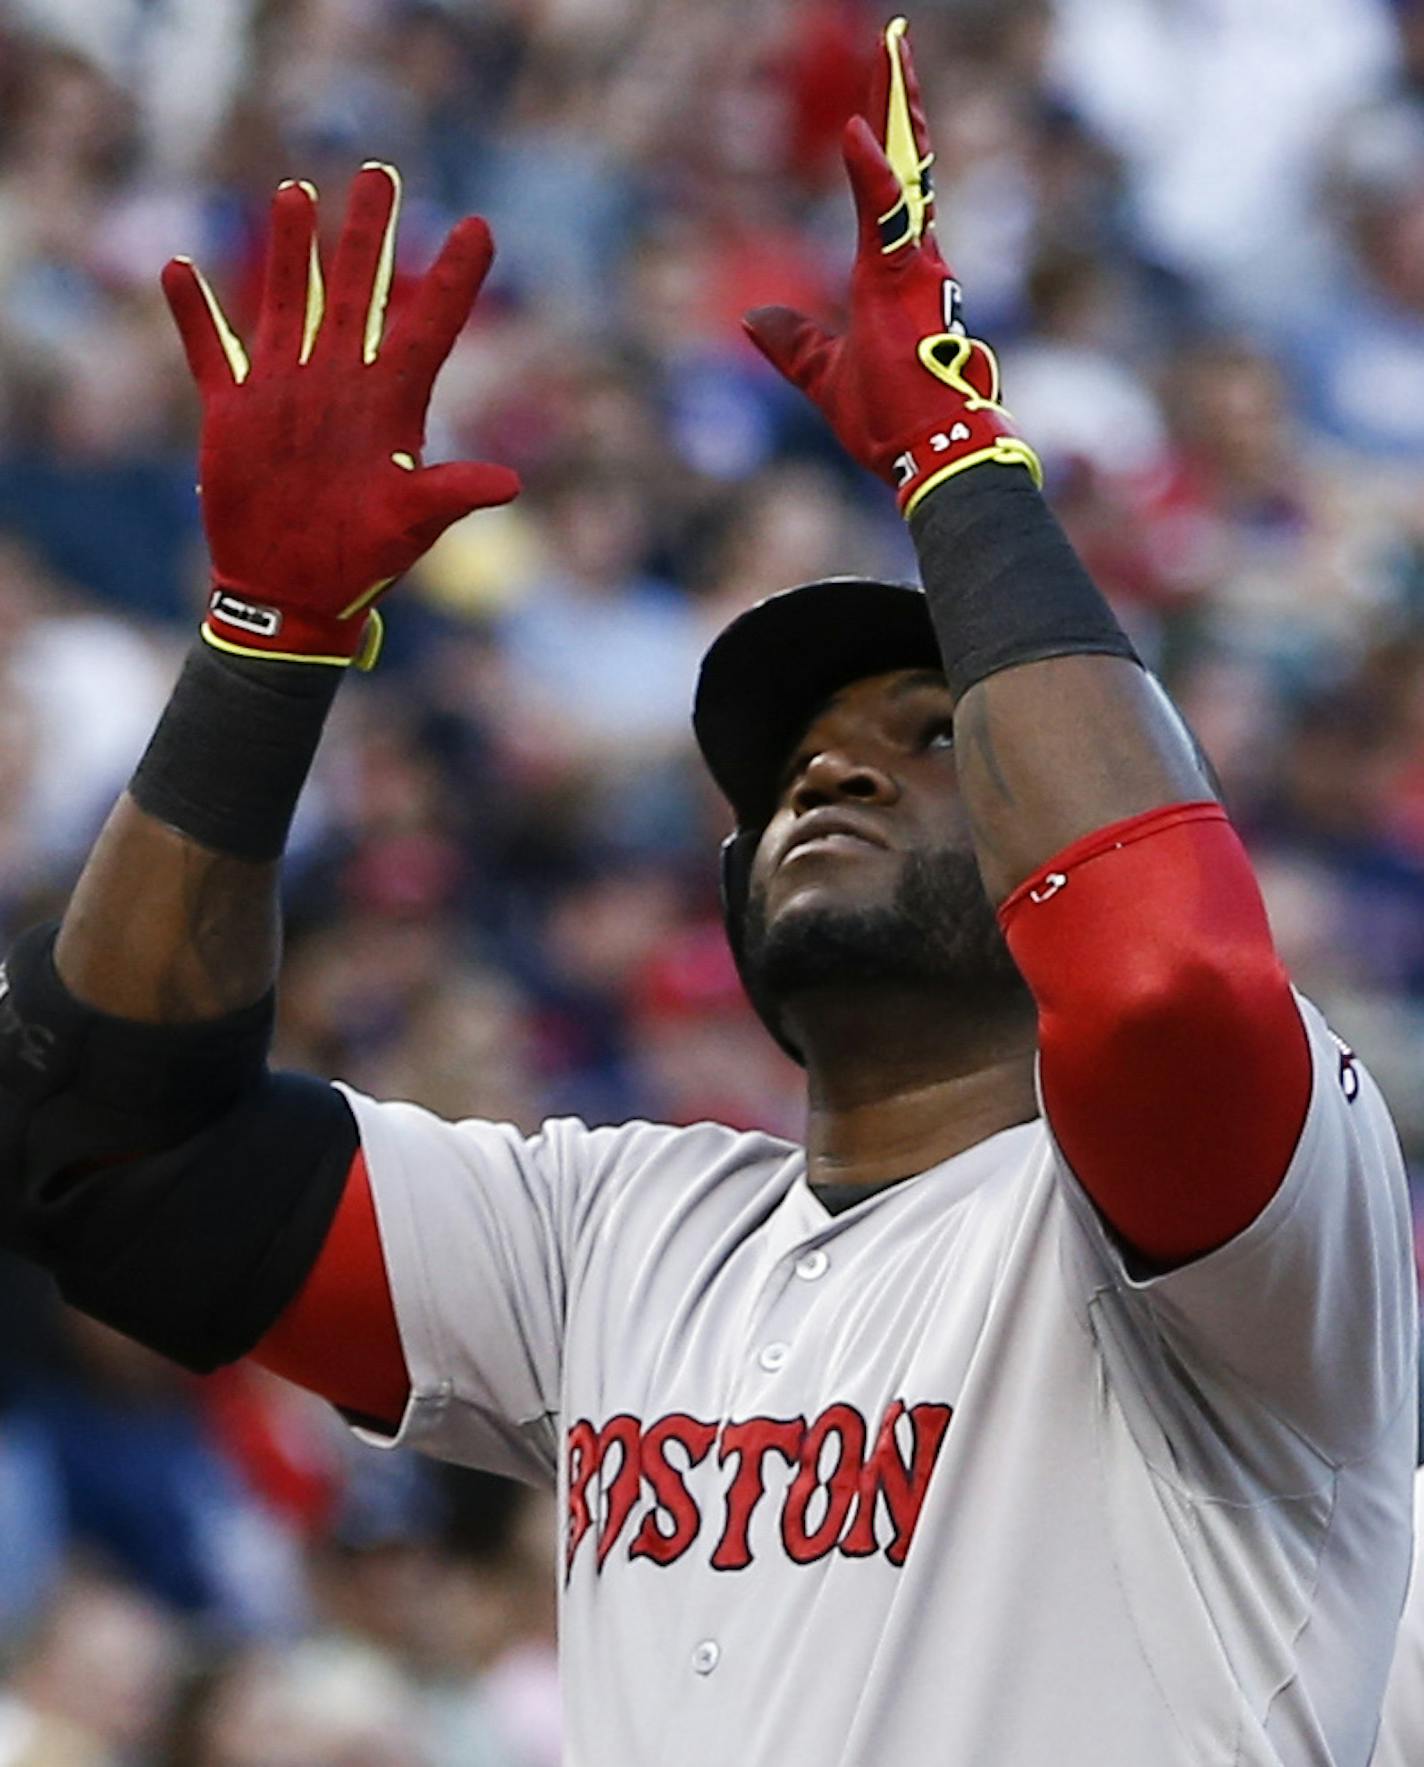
[789,746,899,814]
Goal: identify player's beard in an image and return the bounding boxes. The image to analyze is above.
[740,841,1031,1021]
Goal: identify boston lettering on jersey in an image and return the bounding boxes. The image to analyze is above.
[565,1398,952,1578]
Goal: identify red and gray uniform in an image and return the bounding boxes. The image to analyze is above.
[11,73,1408,1764]
[259,804,1417,1767]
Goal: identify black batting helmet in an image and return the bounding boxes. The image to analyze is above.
[692,576,943,1061]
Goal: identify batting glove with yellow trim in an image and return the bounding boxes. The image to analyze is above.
[744,18,1041,518]
[162,164,520,668]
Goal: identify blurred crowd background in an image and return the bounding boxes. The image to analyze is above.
[1,0,1424,1760]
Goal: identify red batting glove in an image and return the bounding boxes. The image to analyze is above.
[162,164,520,668]
[744,19,1041,519]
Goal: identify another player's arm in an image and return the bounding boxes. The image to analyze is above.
[0,170,517,1425]
[747,20,1311,1267]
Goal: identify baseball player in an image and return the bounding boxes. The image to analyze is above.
[0,20,1415,1766]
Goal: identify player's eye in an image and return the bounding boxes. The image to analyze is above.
[921,718,955,753]
[779,748,813,797]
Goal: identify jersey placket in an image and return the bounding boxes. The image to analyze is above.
[718,1170,845,1417]
[657,1172,845,1707]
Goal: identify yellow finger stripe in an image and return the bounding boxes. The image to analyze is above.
[275,180,324,362]
[882,17,931,247]
[360,161,402,365]
[296,181,324,364]
[175,256,250,385]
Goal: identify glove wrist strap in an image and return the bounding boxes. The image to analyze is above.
[203,584,385,671]
[898,430,1043,516]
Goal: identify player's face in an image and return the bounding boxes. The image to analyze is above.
[740,670,1026,1014]
[751,669,969,913]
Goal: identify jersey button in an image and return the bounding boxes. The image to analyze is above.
[794,1248,829,1281]
[692,1640,720,1675]
[758,1342,790,1372]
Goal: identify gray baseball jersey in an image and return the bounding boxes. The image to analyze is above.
[1374,1468,1424,1767]
[339,994,1416,1767]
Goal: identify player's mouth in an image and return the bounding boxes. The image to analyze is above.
[779,809,890,867]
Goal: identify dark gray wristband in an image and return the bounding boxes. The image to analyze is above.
[908,467,1139,702]
[130,642,341,861]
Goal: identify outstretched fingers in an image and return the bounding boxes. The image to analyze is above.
[403,459,522,542]
[383,216,496,410]
[253,180,324,370]
[842,115,918,262]
[161,257,250,392]
[743,305,838,398]
[319,162,403,365]
[868,16,938,254]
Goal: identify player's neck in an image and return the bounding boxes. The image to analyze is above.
[797,993,1039,1190]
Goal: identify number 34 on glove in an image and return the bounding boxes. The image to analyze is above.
[744,17,1042,518]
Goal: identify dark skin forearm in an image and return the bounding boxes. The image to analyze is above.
[951,655,1213,906]
[54,794,279,1022]
[908,470,1213,904]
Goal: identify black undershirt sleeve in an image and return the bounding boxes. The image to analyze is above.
[0,922,357,1372]
[13,1073,358,1374]
[908,467,1138,701]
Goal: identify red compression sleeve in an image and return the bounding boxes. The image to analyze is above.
[1000,802,1311,1268]
[252,1149,410,1430]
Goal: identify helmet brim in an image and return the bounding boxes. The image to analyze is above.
[692,577,943,828]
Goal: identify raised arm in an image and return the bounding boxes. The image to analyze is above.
[1,167,517,1420]
[57,703,301,1023]
[746,20,1311,1266]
